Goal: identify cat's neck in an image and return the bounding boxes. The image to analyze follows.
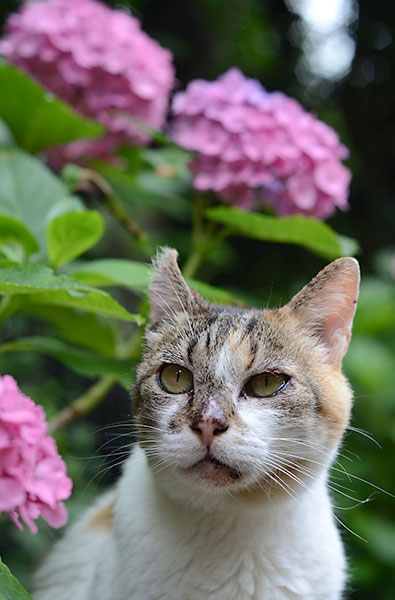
[116,444,332,529]
[111,444,344,600]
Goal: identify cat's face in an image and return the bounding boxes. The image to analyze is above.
[132,249,359,508]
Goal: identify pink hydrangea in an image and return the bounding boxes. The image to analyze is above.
[0,374,72,534]
[0,0,175,165]
[170,68,351,219]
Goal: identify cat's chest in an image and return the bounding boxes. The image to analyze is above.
[113,490,313,600]
[109,449,344,600]
[114,514,261,599]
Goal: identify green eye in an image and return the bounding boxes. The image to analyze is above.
[245,372,289,398]
[159,364,193,394]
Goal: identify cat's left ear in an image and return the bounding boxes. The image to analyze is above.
[149,247,201,326]
[284,257,360,368]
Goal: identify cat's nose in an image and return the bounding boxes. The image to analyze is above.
[190,399,229,447]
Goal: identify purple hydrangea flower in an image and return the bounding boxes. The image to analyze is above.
[0,0,175,164]
[170,68,351,219]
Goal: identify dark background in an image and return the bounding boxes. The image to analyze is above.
[0,1,394,598]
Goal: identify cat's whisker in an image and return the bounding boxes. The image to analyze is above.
[344,425,382,448]
[269,452,385,508]
[333,514,368,543]
[137,423,169,434]
[91,421,133,433]
[266,458,311,494]
[329,466,395,498]
[85,456,131,488]
[326,483,375,506]
[263,468,300,504]
[269,449,328,470]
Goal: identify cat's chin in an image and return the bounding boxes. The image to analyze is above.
[186,455,242,487]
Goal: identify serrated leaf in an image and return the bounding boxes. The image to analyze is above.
[0,148,83,259]
[0,63,103,153]
[0,264,142,323]
[0,215,38,256]
[0,559,33,600]
[47,210,104,267]
[206,206,354,260]
[0,336,132,389]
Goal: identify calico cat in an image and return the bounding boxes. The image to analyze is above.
[34,248,360,600]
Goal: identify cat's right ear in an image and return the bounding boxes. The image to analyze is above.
[149,247,196,326]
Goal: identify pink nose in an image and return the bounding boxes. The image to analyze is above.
[191,399,229,447]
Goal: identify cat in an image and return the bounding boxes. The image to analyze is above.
[34,247,360,600]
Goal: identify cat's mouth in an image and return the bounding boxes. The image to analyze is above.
[187,453,241,484]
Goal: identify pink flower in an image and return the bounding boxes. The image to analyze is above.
[170,68,351,219]
[0,0,175,165]
[0,375,72,534]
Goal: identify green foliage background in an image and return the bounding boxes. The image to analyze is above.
[0,2,394,599]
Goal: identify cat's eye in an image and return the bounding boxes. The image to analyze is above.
[244,372,289,398]
[159,364,193,394]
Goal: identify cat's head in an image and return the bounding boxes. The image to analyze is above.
[132,248,360,509]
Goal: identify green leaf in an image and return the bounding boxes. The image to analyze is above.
[353,277,395,335]
[0,336,132,389]
[71,258,151,290]
[0,559,33,600]
[21,290,142,323]
[205,206,356,260]
[337,234,360,257]
[47,210,104,267]
[0,263,96,294]
[345,336,395,398]
[19,305,117,356]
[0,264,142,323]
[96,160,191,221]
[0,215,39,257]
[0,63,103,153]
[71,258,245,305]
[186,278,246,306]
[0,148,83,259]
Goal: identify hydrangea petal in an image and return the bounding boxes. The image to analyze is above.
[0,0,175,165]
[170,68,351,220]
[0,374,72,533]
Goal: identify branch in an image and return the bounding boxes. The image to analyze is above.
[48,375,115,434]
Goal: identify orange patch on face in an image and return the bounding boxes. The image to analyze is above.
[87,495,115,531]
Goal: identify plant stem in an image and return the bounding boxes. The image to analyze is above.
[182,195,230,279]
[48,375,115,434]
[182,246,204,279]
[68,167,152,257]
[48,311,145,434]
[102,192,151,256]
[0,295,18,328]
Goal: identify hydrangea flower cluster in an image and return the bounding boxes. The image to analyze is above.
[170,68,351,219]
[0,0,175,164]
[0,374,72,534]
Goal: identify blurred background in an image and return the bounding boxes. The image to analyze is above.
[0,1,394,598]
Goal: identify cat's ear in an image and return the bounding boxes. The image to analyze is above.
[284,257,360,368]
[149,247,197,325]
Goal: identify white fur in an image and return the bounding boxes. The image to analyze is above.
[34,445,346,600]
